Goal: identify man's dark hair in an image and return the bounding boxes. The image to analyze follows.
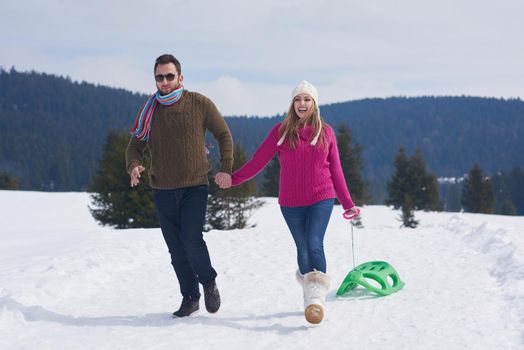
[154,54,181,74]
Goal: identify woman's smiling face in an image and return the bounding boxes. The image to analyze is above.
[293,93,314,119]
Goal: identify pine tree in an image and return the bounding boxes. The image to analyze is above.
[387,147,417,227]
[386,147,442,228]
[461,163,495,214]
[0,171,19,190]
[509,167,524,214]
[401,194,419,228]
[88,130,158,228]
[206,144,264,230]
[336,124,369,204]
[500,199,516,216]
[491,166,524,215]
[262,156,280,197]
[410,150,443,211]
[386,147,411,210]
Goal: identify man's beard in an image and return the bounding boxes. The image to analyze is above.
[158,83,179,96]
[159,87,173,95]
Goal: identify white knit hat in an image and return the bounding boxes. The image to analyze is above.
[291,80,319,107]
[278,80,322,146]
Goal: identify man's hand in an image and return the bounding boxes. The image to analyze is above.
[130,165,145,187]
[215,172,232,189]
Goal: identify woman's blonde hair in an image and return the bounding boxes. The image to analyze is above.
[278,99,326,149]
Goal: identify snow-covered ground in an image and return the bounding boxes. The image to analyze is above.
[0,190,522,349]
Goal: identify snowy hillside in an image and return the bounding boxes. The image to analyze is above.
[0,191,522,349]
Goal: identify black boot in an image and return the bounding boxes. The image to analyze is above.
[203,280,221,313]
[172,296,200,317]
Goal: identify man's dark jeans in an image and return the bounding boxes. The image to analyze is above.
[152,185,217,298]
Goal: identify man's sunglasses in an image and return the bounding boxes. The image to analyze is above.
[155,74,177,82]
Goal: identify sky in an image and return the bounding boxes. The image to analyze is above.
[0,191,522,349]
[1,0,523,116]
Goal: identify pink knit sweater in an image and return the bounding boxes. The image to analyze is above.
[232,123,355,210]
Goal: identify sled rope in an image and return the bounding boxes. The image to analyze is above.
[350,223,356,269]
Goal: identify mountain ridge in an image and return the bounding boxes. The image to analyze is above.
[1,68,523,192]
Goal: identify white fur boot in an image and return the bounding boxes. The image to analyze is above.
[302,271,330,324]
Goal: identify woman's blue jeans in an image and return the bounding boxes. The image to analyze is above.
[280,199,334,274]
[152,185,217,299]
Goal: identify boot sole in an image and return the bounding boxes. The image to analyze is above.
[206,305,220,313]
[305,304,324,324]
[172,309,199,318]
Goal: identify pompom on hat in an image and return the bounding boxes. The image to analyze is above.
[278,80,322,146]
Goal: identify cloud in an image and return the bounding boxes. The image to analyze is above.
[64,55,153,94]
[191,76,291,117]
[1,0,523,116]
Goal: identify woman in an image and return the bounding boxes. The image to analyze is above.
[216,80,360,324]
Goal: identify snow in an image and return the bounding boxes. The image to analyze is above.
[0,190,522,349]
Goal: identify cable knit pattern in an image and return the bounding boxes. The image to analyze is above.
[126,91,233,189]
[232,123,355,210]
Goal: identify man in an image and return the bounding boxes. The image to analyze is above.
[126,54,233,317]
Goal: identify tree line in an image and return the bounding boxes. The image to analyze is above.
[0,67,145,190]
[2,68,524,196]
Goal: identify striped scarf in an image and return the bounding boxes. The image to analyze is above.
[130,85,185,141]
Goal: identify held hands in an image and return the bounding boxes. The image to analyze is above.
[215,172,232,189]
[343,207,361,221]
[130,165,145,187]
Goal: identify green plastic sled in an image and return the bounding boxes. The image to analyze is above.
[336,261,405,297]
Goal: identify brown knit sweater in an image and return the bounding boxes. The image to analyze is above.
[126,90,233,189]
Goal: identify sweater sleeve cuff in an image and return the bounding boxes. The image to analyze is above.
[218,159,233,174]
[341,198,356,211]
[231,174,241,186]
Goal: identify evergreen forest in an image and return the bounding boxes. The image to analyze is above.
[1,68,523,214]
